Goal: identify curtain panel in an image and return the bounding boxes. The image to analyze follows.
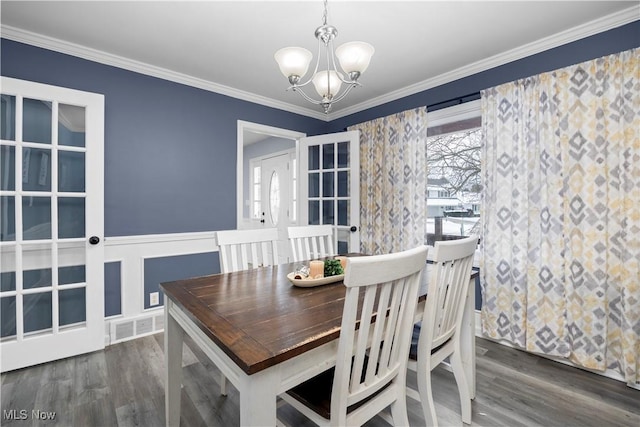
[348,107,429,255]
[480,48,639,384]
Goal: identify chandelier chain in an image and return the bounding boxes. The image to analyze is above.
[322,0,328,25]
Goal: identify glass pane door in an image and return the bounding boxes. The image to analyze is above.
[0,77,104,372]
[299,131,360,254]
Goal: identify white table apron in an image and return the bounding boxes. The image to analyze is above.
[164,276,476,426]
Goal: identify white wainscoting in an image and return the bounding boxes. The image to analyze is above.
[103,231,218,345]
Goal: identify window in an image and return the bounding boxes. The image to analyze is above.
[426,100,481,244]
[250,162,261,220]
[291,157,297,222]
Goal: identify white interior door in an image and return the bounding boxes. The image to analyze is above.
[0,77,105,372]
[299,131,360,254]
[260,152,293,263]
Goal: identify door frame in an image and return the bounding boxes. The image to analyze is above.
[236,121,305,230]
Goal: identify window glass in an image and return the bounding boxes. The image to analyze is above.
[322,144,334,169]
[22,148,51,192]
[291,158,297,222]
[309,200,320,225]
[58,104,86,147]
[23,99,52,145]
[426,107,481,245]
[252,165,261,219]
[269,171,280,225]
[1,95,16,141]
[0,145,15,190]
[308,146,319,170]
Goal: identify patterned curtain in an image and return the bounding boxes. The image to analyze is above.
[480,48,639,384]
[348,107,429,255]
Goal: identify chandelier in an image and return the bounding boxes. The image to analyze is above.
[274,0,374,114]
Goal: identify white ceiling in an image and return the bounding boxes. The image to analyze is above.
[1,1,637,121]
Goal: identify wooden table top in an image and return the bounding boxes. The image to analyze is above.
[160,257,478,376]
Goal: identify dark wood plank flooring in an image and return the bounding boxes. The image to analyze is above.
[2,334,638,426]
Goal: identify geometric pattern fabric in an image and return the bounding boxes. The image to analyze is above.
[480,48,639,384]
[348,107,429,255]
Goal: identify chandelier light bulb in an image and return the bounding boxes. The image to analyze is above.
[274,47,313,79]
[335,41,375,75]
[312,70,343,98]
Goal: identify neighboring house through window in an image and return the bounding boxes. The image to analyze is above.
[426,100,481,242]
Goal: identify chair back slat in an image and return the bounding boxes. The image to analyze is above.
[364,281,393,384]
[240,243,250,270]
[422,236,477,350]
[378,281,402,376]
[249,242,259,268]
[332,246,428,416]
[216,228,280,273]
[349,285,377,393]
[287,225,335,262]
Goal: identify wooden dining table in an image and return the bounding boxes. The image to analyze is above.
[160,256,478,426]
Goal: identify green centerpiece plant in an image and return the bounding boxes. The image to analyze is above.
[324,259,344,277]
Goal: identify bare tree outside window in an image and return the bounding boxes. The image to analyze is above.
[427,128,482,195]
[426,124,482,241]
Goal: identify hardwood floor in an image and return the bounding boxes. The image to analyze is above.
[2,334,638,426]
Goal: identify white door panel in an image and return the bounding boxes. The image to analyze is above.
[260,152,293,263]
[0,77,104,372]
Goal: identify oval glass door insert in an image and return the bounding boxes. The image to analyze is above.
[269,171,280,225]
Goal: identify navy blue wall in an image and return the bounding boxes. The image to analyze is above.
[327,21,640,132]
[1,39,329,237]
[144,252,219,309]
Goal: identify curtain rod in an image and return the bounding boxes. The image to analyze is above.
[343,92,482,131]
[427,92,480,110]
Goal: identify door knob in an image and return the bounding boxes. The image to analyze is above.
[350,226,358,232]
[89,236,100,245]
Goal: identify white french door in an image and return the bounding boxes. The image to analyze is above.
[0,77,105,372]
[299,131,360,254]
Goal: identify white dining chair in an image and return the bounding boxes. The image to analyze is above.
[407,235,478,426]
[214,227,280,395]
[216,228,280,273]
[278,245,429,426]
[287,224,336,262]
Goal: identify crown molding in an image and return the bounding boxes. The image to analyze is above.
[327,5,639,121]
[2,4,637,124]
[0,25,330,122]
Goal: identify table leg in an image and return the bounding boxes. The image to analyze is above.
[165,300,184,427]
[238,369,278,426]
[460,277,476,399]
